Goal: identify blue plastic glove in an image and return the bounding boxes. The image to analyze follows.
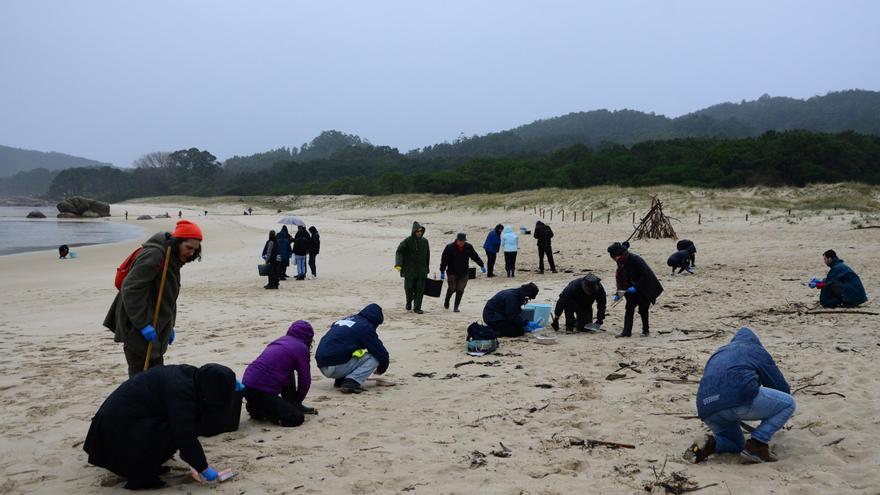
[140,325,158,343]
[808,277,820,289]
[613,293,621,303]
[525,321,541,332]
[201,466,219,482]
[626,286,636,294]
[235,380,245,391]
[168,328,175,345]
[440,272,445,280]
[480,266,487,274]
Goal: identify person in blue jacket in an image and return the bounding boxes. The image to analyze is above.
[809,250,867,308]
[315,304,388,394]
[692,327,795,464]
[482,282,540,337]
[482,224,503,278]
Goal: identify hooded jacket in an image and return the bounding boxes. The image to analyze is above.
[555,274,606,321]
[667,248,692,268]
[84,363,235,478]
[277,226,292,261]
[696,328,790,419]
[615,252,663,304]
[820,258,868,308]
[676,239,695,253]
[293,227,311,256]
[308,227,320,255]
[534,221,554,248]
[482,283,539,326]
[104,232,182,359]
[501,225,518,252]
[315,304,389,374]
[242,320,314,401]
[440,241,484,277]
[395,222,430,278]
[483,225,503,254]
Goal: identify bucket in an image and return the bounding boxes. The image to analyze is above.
[522,303,552,328]
[467,267,477,279]
[520,227,528,234]
[69,251,78,259]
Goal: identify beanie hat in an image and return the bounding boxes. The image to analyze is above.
[520,282,539,299]
[456,232,467,242]
[607,242,626,257]
[172,220,203,240]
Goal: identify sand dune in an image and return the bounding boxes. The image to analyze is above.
[0,195,878,494]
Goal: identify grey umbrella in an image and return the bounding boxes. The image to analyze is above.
[278,216,306,227]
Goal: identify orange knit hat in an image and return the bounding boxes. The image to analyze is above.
[172,220,203,240]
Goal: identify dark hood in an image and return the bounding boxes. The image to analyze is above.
[411,221,425,237]
[287,320,314,346]
[278,226,290,239]
[358,303,384,326]
[494,224,504,233]
[195,363,235,412]
[520,282,539,300]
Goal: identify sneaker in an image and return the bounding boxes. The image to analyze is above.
[641,331,650,337]
[741,439,777,463]
[333,378,344,388]
[551,269,557,273]
[444,301,450,310]
[264,284,278,289]
[413,309,424,314]
[339,378,364,394]
[487,273,495,278]
[690,435,716,464]
[615,332,631,338]
[453,307,460,313]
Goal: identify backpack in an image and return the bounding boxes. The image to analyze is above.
[466,322,498,354]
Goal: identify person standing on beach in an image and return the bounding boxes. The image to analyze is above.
[292,226,310,280]
[482,224,504,278]
[395,222,430,314]
[104,220,203,378]
[277,226,292,280]
[691,327,795,464]
[501,225,518,277]
[307,226,320,278]
[262,230,280,289]
[439,233,485,312]
[534,221,557,274]
[809,249,867,308]
[607,242,663,338]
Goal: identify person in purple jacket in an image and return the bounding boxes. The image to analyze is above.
[242,320,316,427]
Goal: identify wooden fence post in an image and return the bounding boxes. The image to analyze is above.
[550,210,553,221]
[607,212,611,224]
[698,213,701,225]
[590,211,593,223]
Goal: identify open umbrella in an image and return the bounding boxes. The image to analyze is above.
[278,216,305,227]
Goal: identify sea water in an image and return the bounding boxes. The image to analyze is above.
[0,206,143,256]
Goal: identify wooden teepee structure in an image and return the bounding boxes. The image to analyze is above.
[628,196,677,241]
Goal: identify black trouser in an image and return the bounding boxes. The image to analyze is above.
[689,253,696,267]
[243,380,304,427]
[504,251,517,277]
[267,260,279,288]
[485,251,497,276]
[280,260,289,278]
[669,259,690,274]
[623,292,650,336]
[124,346,164,378]
[538,244,555,272]
[555,301,593,331]
[308,253,317,277]
[487,319,525,337]
[444,273,468,309]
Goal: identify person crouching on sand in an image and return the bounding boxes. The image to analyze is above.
[482,282,540,337]
[315,304,389,394]
[691,327,795,464]
[241,320,316,427]
[104,220,203,378]
[809,249,867,308]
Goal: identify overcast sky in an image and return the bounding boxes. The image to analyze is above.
[1,1,878,166]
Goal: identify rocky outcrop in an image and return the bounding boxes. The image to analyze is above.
[56,196,111,218]
[26,210,47,219]
[137,215,153,220]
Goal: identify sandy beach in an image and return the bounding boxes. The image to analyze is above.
[1,190,878,494]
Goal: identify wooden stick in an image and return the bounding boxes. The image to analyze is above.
[144,246,173,371]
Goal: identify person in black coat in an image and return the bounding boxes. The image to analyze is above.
[677,239,696,267]
[292,226,311,280]
[439,233,485,312]
[262,230,280,289]
[482,282,540,337]
[534,221,557,273]
[667,245,696,275]
[83,364,236,490]
[551,273,607,332]
[608,242,663,338]
[307,226,320,278]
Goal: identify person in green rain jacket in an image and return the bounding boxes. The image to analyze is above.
[104,221,203,378]
[395,221,430,313]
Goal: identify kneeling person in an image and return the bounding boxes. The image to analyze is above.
[667,245,695,275]
[316,304,389,394]
[482,283,540,337]
[242,320,316,427]
[552,273,606,332]
[810,249,867,308]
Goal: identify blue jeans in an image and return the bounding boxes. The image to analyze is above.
[703,386,796,453]
[319,354,379,385]
[294,255,307,277]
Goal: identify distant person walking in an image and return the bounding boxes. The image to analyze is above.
[395,222,430,314]
[501,225,518,277]
[262,230,280,289]
[607,242,663,338]
[292,226,310,280]
[809,249,868,308]
[482,224,504,278]
[308,226,320,278]
[439,233,485,312]
[125,210,128,220]
[534,221,556,274]
[178,211,182,219]
[277,226,292,280]
[104,220,203,377]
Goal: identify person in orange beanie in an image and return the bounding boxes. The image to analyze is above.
[104,220,204,377]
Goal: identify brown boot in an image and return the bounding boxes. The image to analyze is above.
[741,438,778,463]
[690,435,716,464]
